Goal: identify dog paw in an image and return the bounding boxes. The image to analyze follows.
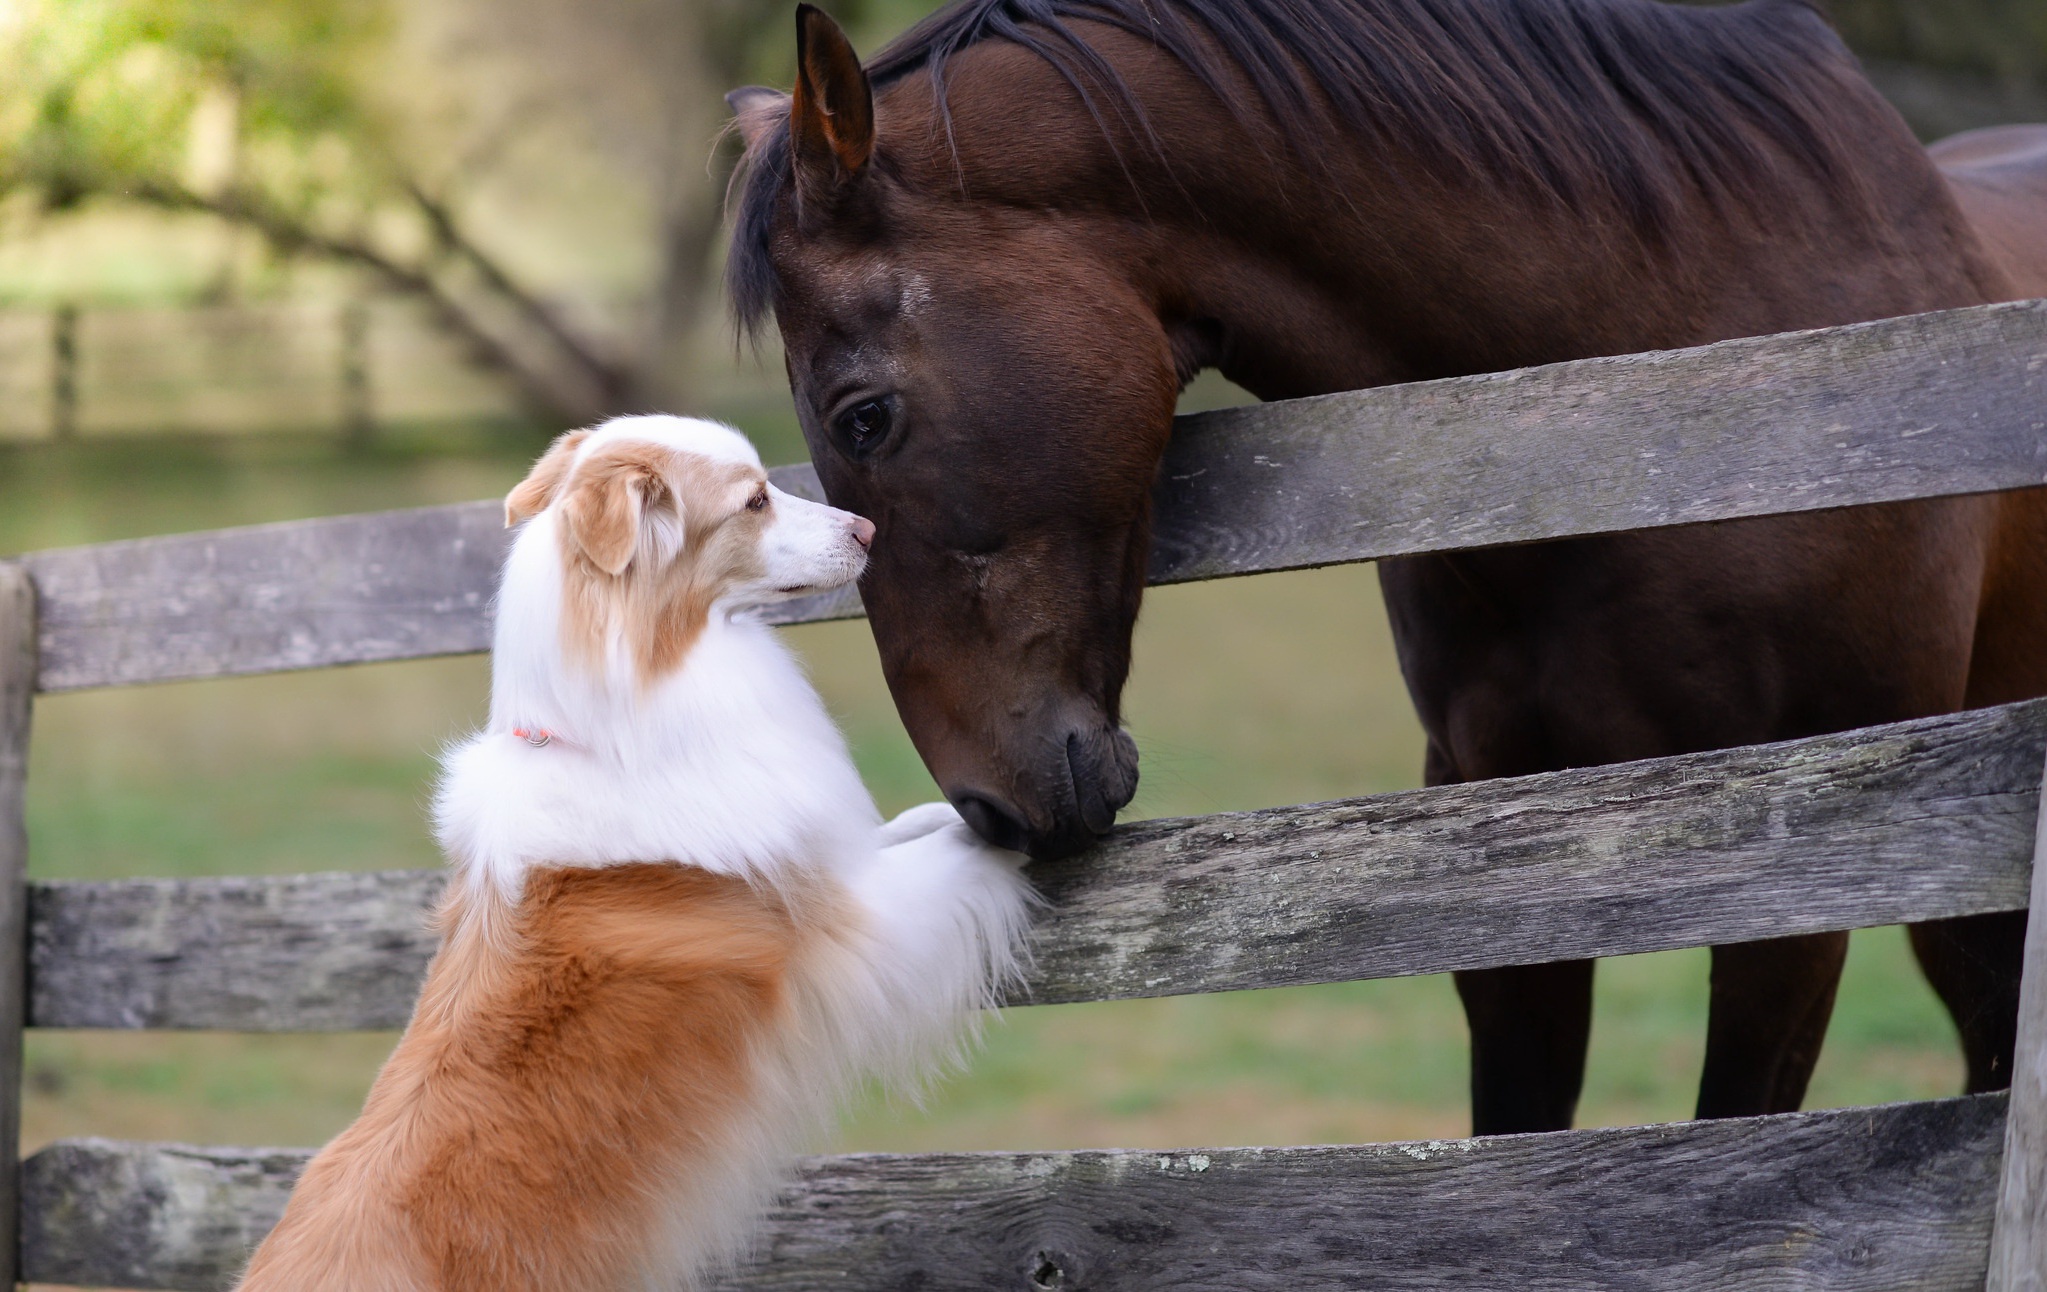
[877,801,965,847]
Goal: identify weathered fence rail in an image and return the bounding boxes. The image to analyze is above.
[24,298,2047,692]
[24,699,2044,1031]
[0,300,523,444]
[7,297,2047,1289]
[21,1097,2007,1291]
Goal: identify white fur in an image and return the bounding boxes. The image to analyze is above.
[442,417,873,896]
[430,415,1037,1287]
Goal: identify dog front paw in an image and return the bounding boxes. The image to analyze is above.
[876,801,966,847]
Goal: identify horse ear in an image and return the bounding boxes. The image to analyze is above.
[727,86,790,151]
[791,4,873,205]
[560,446,673,577]
[505,428,592,528]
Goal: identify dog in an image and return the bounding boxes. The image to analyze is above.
[236,415,1037,1292]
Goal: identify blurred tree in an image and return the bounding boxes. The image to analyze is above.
[0,0,900,423]
[0,0,718,423]
[420,0,884,409]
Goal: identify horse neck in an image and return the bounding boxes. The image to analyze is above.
[913,22,2003,395]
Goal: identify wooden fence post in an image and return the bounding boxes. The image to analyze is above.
[50,305,76,442]
[1990,752,2047,1290]
[0,565,33,1288]
[339,299,373,453]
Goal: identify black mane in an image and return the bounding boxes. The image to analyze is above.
[729,0,1858,333]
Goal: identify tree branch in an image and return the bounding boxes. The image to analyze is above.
[403,179,634,412]
[124,178,611,426]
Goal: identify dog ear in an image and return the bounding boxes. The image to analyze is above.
[726,86,789,151]
[560,447,674,576]
[505,429,593,528]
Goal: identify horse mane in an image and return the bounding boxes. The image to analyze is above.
[729,0,1862,333]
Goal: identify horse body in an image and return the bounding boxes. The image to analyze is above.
[732,0,2047,1133]
[1940,125,2047,299]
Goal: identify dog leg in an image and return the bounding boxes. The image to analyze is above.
[838,820,1037,1079]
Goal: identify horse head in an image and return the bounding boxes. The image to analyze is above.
[727,7,1185,859]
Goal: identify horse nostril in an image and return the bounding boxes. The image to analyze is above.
[1067,728,1138,836]
[949,791,1030,853]
[849,516,875,550]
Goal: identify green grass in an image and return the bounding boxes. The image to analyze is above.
[3,418,1970,1161]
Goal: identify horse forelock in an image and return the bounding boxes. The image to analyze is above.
[729,127,793,341]
[727,0,1868,333]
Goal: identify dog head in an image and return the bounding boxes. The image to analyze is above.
[505,415,873,682]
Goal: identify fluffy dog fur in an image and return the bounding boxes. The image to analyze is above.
[236,415,1036,1292]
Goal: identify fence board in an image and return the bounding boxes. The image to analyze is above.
[1150,296,2047,583]
[28,700,2043,1032]
[23,298,2047,692]
[0,567,34,1286]
[18,1095,2005,1291]
[19,465,858,693]
[30,869,442,1032]
[1988,748,2047,1290]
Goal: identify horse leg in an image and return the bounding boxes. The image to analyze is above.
[1909,911,2026,1092]
[1410,732,1598,1135]
[1455,959,1596,1134]
[1696,931,1849,1118]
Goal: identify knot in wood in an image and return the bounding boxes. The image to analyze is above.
[1028,1249,1068,1289]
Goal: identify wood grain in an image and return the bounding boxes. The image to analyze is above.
[18,1096,2007,1291]
[22,463,856,693]
[1989,749,2047,1292]
[25,299,2047,692]
[22,1139,304,1292]
[27,700,2045,1032]
[28,868,443,1032]
[1151,296,2047,582]
[0,565,32,1286]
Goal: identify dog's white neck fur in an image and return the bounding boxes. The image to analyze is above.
[434,418,878,899]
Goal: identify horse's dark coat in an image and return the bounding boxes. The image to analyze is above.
[728,0,2047,1134]
[730,0,1855,329]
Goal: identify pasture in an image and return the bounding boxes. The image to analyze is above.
[0,383,1964,1162]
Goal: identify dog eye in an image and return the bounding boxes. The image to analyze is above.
[746,489,769,513]
[832,398,894,457]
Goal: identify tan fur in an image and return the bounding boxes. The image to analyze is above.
[503,429,592,528]
[554,443,771,682]
[238,864,843,1292]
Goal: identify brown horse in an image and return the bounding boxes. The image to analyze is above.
[727,0,2047,1134]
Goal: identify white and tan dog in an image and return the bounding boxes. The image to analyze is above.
[237,415,1035,1292]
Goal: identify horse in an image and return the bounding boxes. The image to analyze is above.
[724,0,2047,1135]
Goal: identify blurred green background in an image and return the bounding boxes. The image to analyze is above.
[0,0,2035,1198]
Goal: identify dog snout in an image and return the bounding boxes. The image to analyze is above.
[850,515,875,550]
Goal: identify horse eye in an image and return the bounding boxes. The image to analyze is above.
[833,398,894,455]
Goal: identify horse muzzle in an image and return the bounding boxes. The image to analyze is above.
[947,722,1139,861]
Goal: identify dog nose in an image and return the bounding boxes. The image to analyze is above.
[850,516,875,550]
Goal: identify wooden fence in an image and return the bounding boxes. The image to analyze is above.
[0,300,522,443]
[4,298,2047,1288]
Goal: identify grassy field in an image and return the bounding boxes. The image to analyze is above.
[0,409,1969,1164]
